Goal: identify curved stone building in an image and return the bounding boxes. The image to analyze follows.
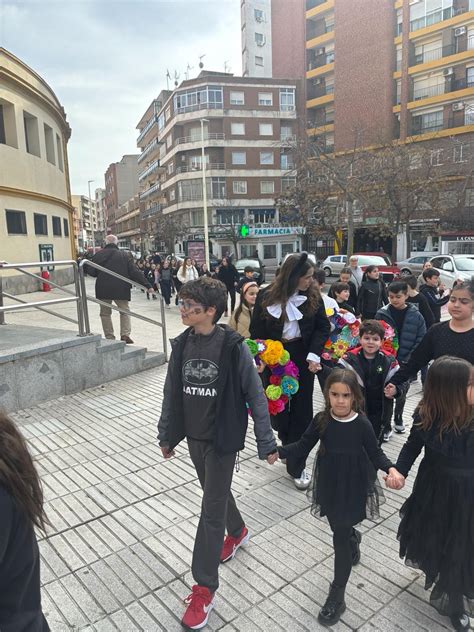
[0,47,74,293]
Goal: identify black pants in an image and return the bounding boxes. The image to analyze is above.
[394,382,410,424]
[159,280,172,305]
[330,523,354,588]
[187,438,245,593]
[271,339,314,478]
[226,287,236,313]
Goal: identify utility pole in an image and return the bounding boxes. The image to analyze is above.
[346,163,354,258]
[200,118,210,269]
[87,179,95,251]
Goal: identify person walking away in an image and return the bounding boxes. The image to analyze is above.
[357,266,388,320]
[228,281,259,338]
[158,260,173,308]
[328,267,358,310]
[385,280,474,393]
[177,257,199,286]
[218,257,239,317]
[88,235,154,344]
[338,320,408,444]
[157,277,277,630]
[349,256,363,293]
[419,268,450,323]
[146,263,158,300]
[416,260,433,289]
[375,281,426,439]
[389,356,474,632]
[250,253,331,490]
[330,282,355,314]
[171,258,181,305]
[0,413,50,632]
[275,370,404,626]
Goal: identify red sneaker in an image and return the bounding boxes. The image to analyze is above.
[182,585,215,630]
[220,526,250,563]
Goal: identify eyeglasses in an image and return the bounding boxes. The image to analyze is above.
[178,299,204,312]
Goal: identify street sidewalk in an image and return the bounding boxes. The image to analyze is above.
[10,364,459,631]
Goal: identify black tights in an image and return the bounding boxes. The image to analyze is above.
[332,525,353,588]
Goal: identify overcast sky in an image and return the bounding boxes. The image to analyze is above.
[0,0,242,194]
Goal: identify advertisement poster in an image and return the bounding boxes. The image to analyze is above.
[187,240,206,265]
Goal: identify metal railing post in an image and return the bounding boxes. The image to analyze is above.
[0,276,5,325]
[72,262,86,336]
[160,294,168,362]
[78,264,91,335]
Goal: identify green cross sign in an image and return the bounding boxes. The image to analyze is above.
[240,224,250,238]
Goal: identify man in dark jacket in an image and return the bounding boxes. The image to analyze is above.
[87,235,154,343]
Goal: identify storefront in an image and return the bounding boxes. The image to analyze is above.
[439,232,474,255]
[216,226,305,265]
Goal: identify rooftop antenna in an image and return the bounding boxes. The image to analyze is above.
[199,54,206,69]
[224,60,230,73]
[185,63,194,80]
[174,70,180,87]
[166,69,171,91]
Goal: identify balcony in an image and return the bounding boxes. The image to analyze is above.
[139,182,161,200]
[411,43,456,65]
[307,21,334,41]
[306,0,327,9]
[137,115,158,144]
[141,203,162,220]
[138,138,159,164]
[138,159,160,182]
[410,114,473,136]
[175,132,225,146]
[307,83,334,100]
[409,5,467,32]
[308,50,335,70]
[175,163,226,174]
[411,77,474,101]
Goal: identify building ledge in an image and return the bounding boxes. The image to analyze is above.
[306,1,334,19]
[306,31,334,50]
[306,93,334,109]
[307,123,334,135]
[408,48,474,75]
[306,62,335,79]
[407,123,474,142]
[409,11,474,41]
[407,86,474,110]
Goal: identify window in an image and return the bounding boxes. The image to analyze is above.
[158,112,165,131]
[255,32,265,46]
[430,148,443,166]
[166,135,172,148]
[168,162,174,174]
[34,213,48,235]
[465,105,474,125]
[454,143,469,163]
[281,244,295,257]
[42,126,56,167]
[56,134,63,171]
[230,91,245,105]
[5,210,27,235]
[190,154,209,170]
[282,176,296,189]
[174,85,223,113]
[232,151,247,165]
[259,123,273,136]
[165,106,171,121]
[23,111,40,156]
[231,122,245,135]
[52,216,62,236]
[0,100,18,148]
[280,88,296,111]
[191,210,204,226]
[252,208,275,222]
[63,218,69,237]
[233,180,247,194]
[410,0,453,31]
[260,151,274,165]
[258,92,273,106]
[260,181,275,194]
[0,105,6,145]
[412,109,443,134]
[281,125,293,140]
[169,188,176,201]
[216,209,244,225]
[254,8,265,21]
[263,244,277,259]
[255,56,264,67]
[211,177,226,198]
[280,153,294,169]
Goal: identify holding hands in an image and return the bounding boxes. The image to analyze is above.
[384,467,405,490]
[267,451,279,465]
[308,360,322,374]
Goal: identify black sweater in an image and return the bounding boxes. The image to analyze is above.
[357,278,388,317]
[419,284,449,323]
[407,293,435,329]
[391,321,474,385]
[0,487,49,632]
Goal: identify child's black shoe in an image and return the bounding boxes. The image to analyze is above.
[449,613,470,631]
[318,583,346,627]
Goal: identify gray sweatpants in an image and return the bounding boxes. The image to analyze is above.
[187,438,245,593]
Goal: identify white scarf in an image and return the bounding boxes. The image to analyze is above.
[267,293,307,322]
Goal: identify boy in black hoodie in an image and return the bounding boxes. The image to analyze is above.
[419,268,450,323]
[158,277,277,630]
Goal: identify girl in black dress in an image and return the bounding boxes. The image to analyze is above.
[250,253,330,490]
[391,356,474,632]
[277,369,403,626]
[0,413,50,631]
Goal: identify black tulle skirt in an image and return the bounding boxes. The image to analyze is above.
[307,450,385,527]
[398,458,474,616]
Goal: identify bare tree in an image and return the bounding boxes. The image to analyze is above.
[153,211,187,254]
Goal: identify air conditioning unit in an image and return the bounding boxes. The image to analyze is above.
[452,102,465,111]
[454,26,467,37]
[256,36,266,47]
[443,67,454,76]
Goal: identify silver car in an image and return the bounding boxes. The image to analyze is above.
[322,255,347,277]
[397,255,433,277]
[429,254,474,288]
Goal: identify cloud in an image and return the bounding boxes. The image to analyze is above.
[1,0,242,192]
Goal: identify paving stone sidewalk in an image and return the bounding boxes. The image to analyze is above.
[11,368,461,631]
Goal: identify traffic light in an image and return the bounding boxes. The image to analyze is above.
[239,224,250,238]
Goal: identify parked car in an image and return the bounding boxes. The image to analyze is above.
[234,257,265,285]
[429,254,474,288]
[321,255,347,277]
[352,253,401,283]
[396,255,433,277]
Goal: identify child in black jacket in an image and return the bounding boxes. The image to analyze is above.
[357,265,388,319]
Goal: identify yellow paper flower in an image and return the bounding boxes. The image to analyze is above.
[260,339,284,366]
[326,308,335,317]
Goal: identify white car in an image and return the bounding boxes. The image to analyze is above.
[321,255,347,276]
[429,254,474,288]
[282,252,317,266]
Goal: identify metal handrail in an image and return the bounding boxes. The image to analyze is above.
[0,260,85,335]
[78,259,168,360]
[2,291,78,325]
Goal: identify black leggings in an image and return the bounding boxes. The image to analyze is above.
[226,287,236,313]
[332,525,354,588]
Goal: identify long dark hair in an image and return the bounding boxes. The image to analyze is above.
[362,265,378,282]
[0,413,48,532]
[316,369,365,452]
[261,253,321,318]
[233,282,258,326]
[416,356,473,437]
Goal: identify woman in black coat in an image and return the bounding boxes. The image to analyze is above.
[250,253,330,490]
[217,256,240,316]
[356,265,388,320]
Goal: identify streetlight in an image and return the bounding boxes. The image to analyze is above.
[87,179,95,251]
[200,118,210,269]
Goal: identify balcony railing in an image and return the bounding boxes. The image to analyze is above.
[411,43,456,65]
[137,115,158,144]
[138,159,160,182]
[410,114,473,136]
[175,132,225,145]
[175,163,225,174]
[141,203,162,220]
[139,182,161,200]
[306,0,327,10]
[307,83,335,100]
[308,51,335,70]
[138,138,159,164]
[453,77,474,91]
[411,77,474,101]
[409,5,467,32]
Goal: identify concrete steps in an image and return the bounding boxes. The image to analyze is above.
[0,325,166,412]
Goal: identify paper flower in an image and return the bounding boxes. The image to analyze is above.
[269,399,286,415]
[271,364,286,377]
[281,376,299,396]
[260,340,285,366]
[284,360,299,378]
[256,340,267,352]
[245,339,259,356]
[326,307,335,318]
[269,375,282,385]
[278,350,290,365]
[266,385,282,401]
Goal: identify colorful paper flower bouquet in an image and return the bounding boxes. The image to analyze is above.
[245,338,299,415]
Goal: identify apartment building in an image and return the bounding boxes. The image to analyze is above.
[0,48,74,293]
[115,195,141,252]
[305,0,474,256]
[241,0,306,79]
[104,155,140,234]
[136,71,304,264]
[71,194,97,251]
[94,187,106,244]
